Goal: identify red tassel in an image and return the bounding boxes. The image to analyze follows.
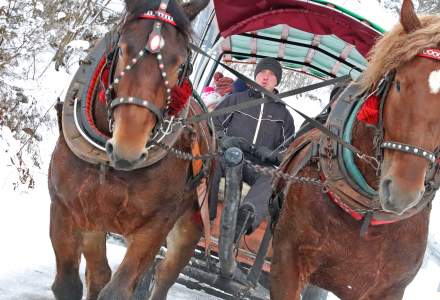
[357,94,379,125]
[169,79,192,116]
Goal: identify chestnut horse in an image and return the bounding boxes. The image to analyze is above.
[270,1,440,299]
[48,0,209,299]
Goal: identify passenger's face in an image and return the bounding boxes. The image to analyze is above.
[255,69,278,92]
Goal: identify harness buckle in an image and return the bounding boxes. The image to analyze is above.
[356,153,381,172]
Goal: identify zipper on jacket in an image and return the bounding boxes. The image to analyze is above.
[253,101,265,144]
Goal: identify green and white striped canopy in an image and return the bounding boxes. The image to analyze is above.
[215,0,386,79]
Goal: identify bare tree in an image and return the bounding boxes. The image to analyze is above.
[416,0,440,14]
[0,0,119,188]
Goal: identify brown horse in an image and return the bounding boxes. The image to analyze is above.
[270,1,440,299]
[48,0,210,299]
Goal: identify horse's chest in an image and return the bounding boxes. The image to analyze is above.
[71,172,189,232]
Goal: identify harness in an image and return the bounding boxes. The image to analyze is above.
[62,0,201,170]
[106,0,192,133]
[271,47,440,230]
[377,48,440,164]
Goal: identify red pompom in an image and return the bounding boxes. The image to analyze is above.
[357,94,379,125]
[169,79,192,116]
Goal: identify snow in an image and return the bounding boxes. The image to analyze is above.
[67,40,91,51]
[57,12,67,20]
[0,1,439,299]
[0,185,218,300]
[326,0,397,30]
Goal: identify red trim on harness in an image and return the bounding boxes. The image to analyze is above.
[85,55,110,138]
[139,12,177,26]
[320,173,396,226]
[417,48,440,61]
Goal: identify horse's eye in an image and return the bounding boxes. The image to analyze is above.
[395,81,401,92]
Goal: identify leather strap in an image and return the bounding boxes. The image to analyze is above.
[382,141,436,163]
[109,97,163,123]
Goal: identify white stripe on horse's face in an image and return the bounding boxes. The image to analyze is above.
[428,70,440,94]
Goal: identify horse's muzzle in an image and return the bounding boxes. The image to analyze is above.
[379,177,424,215]
[105,139,148,170]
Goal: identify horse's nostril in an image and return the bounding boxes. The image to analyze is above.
[381,178,392,201]
[140,151,148,161]
[105,141,114,155]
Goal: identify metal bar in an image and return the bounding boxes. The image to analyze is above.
[219,147,244,279]
[246,220,272,287]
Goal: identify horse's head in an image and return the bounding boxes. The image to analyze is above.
[362,0,440,214]
[105,0,208,170]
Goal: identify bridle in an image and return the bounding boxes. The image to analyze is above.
[375,48,440,165]
[105,0,191,133]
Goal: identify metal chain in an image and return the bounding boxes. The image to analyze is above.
[150,140,221,161]
[152,142,323,186]
[243,159,323,186]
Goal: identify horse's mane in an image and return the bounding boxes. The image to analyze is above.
[359,15,440,92]
[127,0,192,37]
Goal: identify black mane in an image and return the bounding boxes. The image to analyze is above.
[127,0,192,36]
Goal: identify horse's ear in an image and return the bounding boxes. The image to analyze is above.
[400,0,422,33]
[180,0,210,21]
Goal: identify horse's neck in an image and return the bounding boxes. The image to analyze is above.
[93,100,111,136]
[351,120,379,189]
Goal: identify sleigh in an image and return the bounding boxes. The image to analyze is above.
[140,1,386,299]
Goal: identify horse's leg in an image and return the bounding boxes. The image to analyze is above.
[82,232,112,300]
[270,222,317,300]
[50,201,83,300]
[270,244,303,300]
[97,224,169,300]
[148,203,202,300]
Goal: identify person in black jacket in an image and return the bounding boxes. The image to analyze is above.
[209,57,295,237]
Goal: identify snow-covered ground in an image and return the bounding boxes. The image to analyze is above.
[0,183,218,300]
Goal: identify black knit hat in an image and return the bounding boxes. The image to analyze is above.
[254,57,282,85]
